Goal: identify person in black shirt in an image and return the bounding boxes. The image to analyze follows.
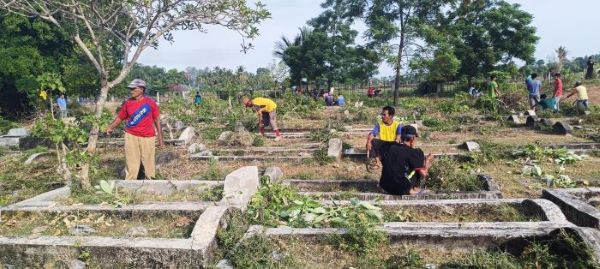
[380,125,434,195]
[586,57,595,80]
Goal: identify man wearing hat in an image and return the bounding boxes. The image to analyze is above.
[107,79,164,180]
[379,125,434,195]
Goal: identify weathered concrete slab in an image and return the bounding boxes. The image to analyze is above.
[219,166,259,210]
[0,136,20,148]
[553,121,573,135]
[343,149,469,161]
[461,141,480,152]
[178,126,196,145]
[263,166,284,184]
[543,188,600,229]
[327,138,343,160]
[189,155,311,162]
[525,115,539,127]
[507,115,521,124]
[5,128,29,137]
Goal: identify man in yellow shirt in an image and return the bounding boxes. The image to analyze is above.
[564,81,589,112]
[366,106,402,169]
[242,97,282,141]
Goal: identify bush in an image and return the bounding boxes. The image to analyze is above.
[0,116,17,135]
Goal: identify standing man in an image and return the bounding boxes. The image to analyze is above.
[487,75,500,112]
[553,73,563,111]
[56,93,67,118]
[586,56,595,79]
[528,73,542,110]
[564,81,589,112]
[242,96,282,141]
[380,125,434,195]
[366,106,403,169]
[106,79,164,180]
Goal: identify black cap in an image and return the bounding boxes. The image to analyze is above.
[401,125,419,138]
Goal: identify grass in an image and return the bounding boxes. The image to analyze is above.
[64,185,224,205]
[382,203,543,222]
[0,151,64,206]
[427,157,486,192]
[0,211,199,238]
[238,229,599,269]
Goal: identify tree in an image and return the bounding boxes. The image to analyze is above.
[555,46,568,73]
[445,0,538,83]
[0,14,96,118]
[1,1,269,189]
[360,0,448,105]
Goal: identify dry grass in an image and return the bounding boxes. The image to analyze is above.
[0,211,199,238]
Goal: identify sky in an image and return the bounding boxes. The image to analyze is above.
[138,0,600,77]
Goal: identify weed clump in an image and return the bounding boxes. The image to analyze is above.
[427,157,485,192]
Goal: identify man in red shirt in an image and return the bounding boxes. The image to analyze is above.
[553,73,563,111]
[107,79,164,180]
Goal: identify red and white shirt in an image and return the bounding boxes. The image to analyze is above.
[117,96,159,137]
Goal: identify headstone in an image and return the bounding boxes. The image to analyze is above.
[218,131,234,144]
[525,110,536,116]
[327,138,343,160]
[462,141,481,152]
[178,127,196,145]
[234,121,246,132]
[342,125,352,132]
[187,143,207,154]
[506,115,521,124]
[518,112,525,117]
[525,116,539,127]
[553,121,573,135]
[5,128,29,137]
[232,130,253,147]
[263,166,284,184]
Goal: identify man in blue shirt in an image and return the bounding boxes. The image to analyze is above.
[528,73,541,110]
[56,94,67,118]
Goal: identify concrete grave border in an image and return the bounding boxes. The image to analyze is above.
[242,198,573,252]
[285,175,501,200]
[543,188,600,229]
[0,166,260,268]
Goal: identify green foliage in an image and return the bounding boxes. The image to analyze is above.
[201,158,224,181]
[384,249,425,269]
[92,180,128,207]
[512,144,585,165]
[427,157,485,192]
[0,116,17,134]
[468,140,512,165]
[228,235,289,269]
[252,135,265,147]
[312,149,335,165]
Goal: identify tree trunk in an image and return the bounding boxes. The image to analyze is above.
[393,34,405,107]
[79,81,110,191]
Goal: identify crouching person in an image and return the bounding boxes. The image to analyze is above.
[380,125,434,195]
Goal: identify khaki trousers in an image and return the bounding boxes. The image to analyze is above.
[124,132,156,180]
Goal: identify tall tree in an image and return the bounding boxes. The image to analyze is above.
[361,0,447,105]
[446,0,538,83]
[1,1,269,189]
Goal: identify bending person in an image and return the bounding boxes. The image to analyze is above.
[380,125,434,195]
